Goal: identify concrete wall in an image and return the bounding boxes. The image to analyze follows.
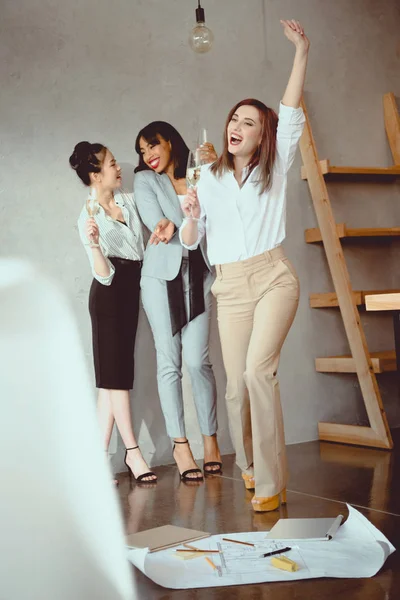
[2,0,400,471]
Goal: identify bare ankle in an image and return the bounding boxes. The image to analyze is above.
[173,438,190,451]
[203,434,219,449]
[126,447,141,459]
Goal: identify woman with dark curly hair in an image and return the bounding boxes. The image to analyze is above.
[133,122,222,482]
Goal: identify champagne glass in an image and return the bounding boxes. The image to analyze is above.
[186,149,202,189]
[186,149,202,220]
[86,188,100,248]
[198,127,208,147]
[197,128,208,165]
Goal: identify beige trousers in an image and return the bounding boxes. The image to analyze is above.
[211,246,300,498]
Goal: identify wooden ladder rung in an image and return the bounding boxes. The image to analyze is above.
[299,93,397,450]
[305,223,400,244]
[316,351,396,374]
[310,290,400,308]
[318,423,393,449]
[301,159,400,180]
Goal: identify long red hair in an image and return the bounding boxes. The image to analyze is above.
[211,99,278,193]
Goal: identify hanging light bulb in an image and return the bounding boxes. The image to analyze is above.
[189,1,214,54]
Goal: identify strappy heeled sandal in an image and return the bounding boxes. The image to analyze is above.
[252,488,287,512]
[203,461,223,475]
[203,434,222,475]
[124,446,157,484]
[173,440,204,482]
[242,472,255,490]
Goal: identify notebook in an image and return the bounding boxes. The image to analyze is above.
[126,525,210,553]
[266,514,344,541]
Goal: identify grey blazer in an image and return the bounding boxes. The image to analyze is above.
[134,170,212,281]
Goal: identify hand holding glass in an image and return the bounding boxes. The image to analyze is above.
[86,188,100,248]
[186,149,202,188]
[186,150,202,220]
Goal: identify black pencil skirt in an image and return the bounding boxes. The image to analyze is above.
[89,257,141,390]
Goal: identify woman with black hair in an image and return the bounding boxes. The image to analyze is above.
[134,122,222,481]
[70,141,157,484]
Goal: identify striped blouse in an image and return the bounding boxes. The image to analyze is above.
[77,189,144,286]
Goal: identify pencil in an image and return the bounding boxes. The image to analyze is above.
[183,543,200,551]
[175,549,220,554]
[262,546,292,558]
[222,537,255,547]
[204,557,217,571]
[182,543,219,553]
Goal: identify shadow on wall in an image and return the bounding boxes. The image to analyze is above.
[110,162,168,469]
[110,162,232,472]
[120,163,135,193]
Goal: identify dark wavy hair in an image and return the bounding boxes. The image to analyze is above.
[69,141,107,186]
[211,99,278,193]
[134,121,189,179]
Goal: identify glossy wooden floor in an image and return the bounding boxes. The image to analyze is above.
[118,430,400,599]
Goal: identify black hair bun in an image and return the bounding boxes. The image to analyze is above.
[69,141,106,186]
[69,141,92,170]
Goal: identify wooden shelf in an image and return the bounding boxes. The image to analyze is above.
[300,93,400,449]
[316,351,396,374]
[365,292,400,312]
[310,290,400,308]
[301,159,400,180]
[305,223,400,244]
[298,93,398,450]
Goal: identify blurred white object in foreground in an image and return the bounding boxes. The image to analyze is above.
[0,259,136,600]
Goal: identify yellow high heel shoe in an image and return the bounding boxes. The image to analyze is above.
[251,488,287,512]
[241,472,255,490]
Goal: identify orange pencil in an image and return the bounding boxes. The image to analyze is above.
[182,543,219,553]
[175,549,219,554]
[222,537,255,547]
[204,557,217,570]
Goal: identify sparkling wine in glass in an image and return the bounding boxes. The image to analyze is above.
[185,150,202,219]
[198,127,208,147]
[86,188,100,248]
[197,128,209,165]
[186,149,202,189]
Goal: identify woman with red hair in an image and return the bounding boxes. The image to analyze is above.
[180,20,310,512]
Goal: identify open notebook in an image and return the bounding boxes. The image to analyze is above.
[267,514,344,541]
[126,525,210,553]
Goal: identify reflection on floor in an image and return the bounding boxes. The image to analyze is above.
[117,429,400,599]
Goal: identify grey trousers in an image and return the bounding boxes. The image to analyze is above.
[141,260,217,438]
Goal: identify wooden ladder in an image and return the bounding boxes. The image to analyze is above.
[300,92,400,449]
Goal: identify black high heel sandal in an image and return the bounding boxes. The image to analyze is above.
[203,434,223,475]
[173,440,204,482]
[203,461,223,475]
[124,446,157,484]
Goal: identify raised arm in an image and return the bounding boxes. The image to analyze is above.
[280,20,310,108]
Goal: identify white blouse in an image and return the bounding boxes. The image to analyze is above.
[179,102,305,266]
[77,189,144,286]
